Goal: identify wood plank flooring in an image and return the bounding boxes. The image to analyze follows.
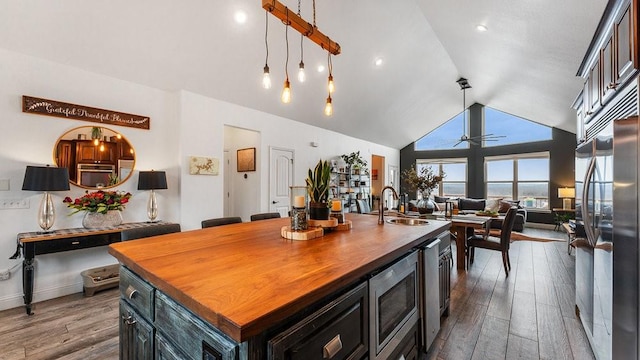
[427,233,596,360]
[0,230,594,360]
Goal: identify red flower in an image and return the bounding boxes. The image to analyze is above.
[62,190,132,214]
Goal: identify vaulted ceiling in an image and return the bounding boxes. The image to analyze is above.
[0,0,607,149]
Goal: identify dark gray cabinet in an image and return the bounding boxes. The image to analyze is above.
[268,282,368,360]
[119,301,154,360]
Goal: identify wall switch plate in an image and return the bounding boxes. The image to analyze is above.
[0,199,29,210]
[0,179,9,191]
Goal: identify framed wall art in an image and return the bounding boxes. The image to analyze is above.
[189,156,219,175]
[237,147,256,172]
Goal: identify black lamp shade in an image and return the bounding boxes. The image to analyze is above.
[22,166,70,191]
[138,171,168,190]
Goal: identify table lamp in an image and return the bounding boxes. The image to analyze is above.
[138,170,167,222]
[22,165,70,232]
[558,187,575,210]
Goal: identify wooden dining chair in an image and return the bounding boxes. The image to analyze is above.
[250,212,281,221]
[201,216,242,228]
[466,206,518,276]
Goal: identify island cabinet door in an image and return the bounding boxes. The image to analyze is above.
[268,281,369,360]
[154,291,239,360]
[119,301,154,360]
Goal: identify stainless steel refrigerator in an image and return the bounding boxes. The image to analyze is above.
[575,116,638,360]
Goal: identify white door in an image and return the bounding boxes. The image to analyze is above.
[269,147,294,216]
[223,151,231,216]
[388,165,399,209]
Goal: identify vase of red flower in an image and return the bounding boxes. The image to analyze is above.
[63,190,132,228]
[81,210,123,228]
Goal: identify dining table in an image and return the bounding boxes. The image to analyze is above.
[426,212,501,270]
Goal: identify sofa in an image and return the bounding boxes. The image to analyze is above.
[435,196,527,232]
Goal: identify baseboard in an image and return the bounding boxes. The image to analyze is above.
[0,281,83,312]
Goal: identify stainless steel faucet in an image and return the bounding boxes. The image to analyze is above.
[379,185,399,224]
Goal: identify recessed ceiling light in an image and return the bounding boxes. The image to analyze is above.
[234,10,247,24]
[374,58,384,67]
[475,24,488,32]
[317,65,325,73]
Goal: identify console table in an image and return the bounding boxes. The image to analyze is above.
[10,222,171,315]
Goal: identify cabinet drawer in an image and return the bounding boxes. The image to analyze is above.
[155,291,238,360]
[33,233,116,255]
[119,266,155,321]
[269,282,368,360]
[387,323,418,360]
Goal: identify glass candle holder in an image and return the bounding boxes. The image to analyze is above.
[290,186,308,231]
[330,199,344,224]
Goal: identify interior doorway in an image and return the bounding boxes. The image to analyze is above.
[269,147,294,217]
[223,126,260,222]
[371,155,385,210]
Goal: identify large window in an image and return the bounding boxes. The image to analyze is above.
[485,153,550,210]
[415,111,469,150]
[484,107,552,147]
[416,159,467,197]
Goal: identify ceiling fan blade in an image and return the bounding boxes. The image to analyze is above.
[469,139,479,146]
[453,140,463,147]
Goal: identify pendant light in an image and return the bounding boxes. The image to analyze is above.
[281,9,291,103]
[324,51,334,116]
[262,10,272,89]
[297,0,306,83]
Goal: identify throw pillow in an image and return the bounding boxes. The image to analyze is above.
[458,198,486,211]
[485,199,501,212]
[434,195,449,203]
[499,199,520,213]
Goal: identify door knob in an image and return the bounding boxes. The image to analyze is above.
[272,200,279,204]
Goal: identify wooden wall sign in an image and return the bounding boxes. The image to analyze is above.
[22,95,150,130]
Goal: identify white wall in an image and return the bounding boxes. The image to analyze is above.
[0,48,400,311]
[0,48,180,310]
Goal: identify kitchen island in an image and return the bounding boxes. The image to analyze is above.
[109,213,450,359]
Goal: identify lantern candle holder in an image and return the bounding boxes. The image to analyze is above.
[330,198,344,224]
[290,186,308,231]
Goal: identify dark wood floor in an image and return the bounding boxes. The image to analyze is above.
[0,230,594,360]
[427,231,595,360]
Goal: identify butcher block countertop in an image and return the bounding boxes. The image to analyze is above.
[108,214,450,343]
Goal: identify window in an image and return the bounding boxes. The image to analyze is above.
[484,107,552,147]
[485,153,550,210]
[416,159,467,197]
[415,111,469,150]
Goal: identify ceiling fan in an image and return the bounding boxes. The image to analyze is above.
[453,77,505,147]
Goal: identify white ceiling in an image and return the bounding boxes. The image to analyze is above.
[0,0,607,149]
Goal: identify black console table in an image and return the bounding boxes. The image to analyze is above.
[11,222,171,315]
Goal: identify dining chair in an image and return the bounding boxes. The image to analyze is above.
[250,212,281,221]
[201,216,242,228]
[121,223,181,241]
[466,206,518,276]
[355,199,371,214]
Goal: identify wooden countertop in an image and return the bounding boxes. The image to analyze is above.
[108,214,449,342]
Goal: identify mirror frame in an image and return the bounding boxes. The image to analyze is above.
[53,126,136,189]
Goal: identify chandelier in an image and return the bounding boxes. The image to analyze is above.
[262,0,341,116]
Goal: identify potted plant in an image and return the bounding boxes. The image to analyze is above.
[402,165,444,214]
[340,151,368,174]
[63,190,132,228]
[306,159,332,220]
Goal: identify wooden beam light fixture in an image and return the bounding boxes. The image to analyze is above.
[262,0,341,56]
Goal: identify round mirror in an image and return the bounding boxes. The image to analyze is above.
[53,126,136,189]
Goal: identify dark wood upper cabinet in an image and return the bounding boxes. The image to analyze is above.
[76,140,117,164]
[602,36,616,103]
[615,2,637,84]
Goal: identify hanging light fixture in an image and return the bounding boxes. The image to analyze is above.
[327,51,335,94]
[324,51,333,116]
[281,9,291,103]
[262,0,341,113]
[262,10,272,89]
[297,0,305,83]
